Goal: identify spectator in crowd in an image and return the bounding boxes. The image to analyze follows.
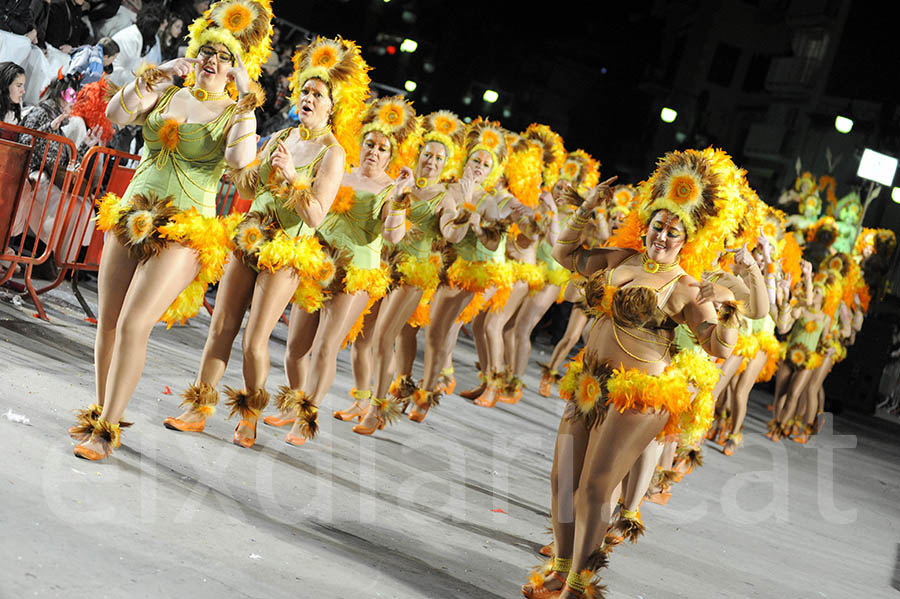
[0,0,39,43]
[158,11,183,61]
[173,0,206,30]
[92,0,139,39]
[19,73,88,177]
[44,0,90,53]
[1,61,27,130]
[66,37,120,83]
[83,0,123,30]
[107,2,164,87]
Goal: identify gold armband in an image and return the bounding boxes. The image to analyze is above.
[715,326,735,349]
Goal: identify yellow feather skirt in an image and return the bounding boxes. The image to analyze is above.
[512,261,546,294]
[96,192,241,328]
[450,257,515,322]
[605,365,693,439]
[755,331,781,383]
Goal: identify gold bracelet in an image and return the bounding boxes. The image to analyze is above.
[119,92,135,115]
[226,131,256,148]
[133,78,145,100]
[557,237,579,245]
[385,222,404,232]
[714,326,735,349]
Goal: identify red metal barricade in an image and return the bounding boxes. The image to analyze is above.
[0,121,79,320]
[1,123,252,322]
[36,145,140,322]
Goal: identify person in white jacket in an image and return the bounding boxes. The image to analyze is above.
[108,4,164,88]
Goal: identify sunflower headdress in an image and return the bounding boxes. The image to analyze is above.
[557,149,600,196]
[608,147,745,279]
[524,123,566,189]
[462,117,508,191]
[609,184,637,220]
[832,190,862,226]
[358,95,421,177]
[804,215,838,245]
[421,110,466,179]
[853,227,877,258]
[184,0,274,93]
[290,37,372,164]
[504,133,543,208]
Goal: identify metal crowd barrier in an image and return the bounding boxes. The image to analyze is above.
[1,122,249,322]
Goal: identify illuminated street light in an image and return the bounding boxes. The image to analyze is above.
[404,80,417,92]
[892,187,900,204]
[857,148,898,186]
[835,115,854,134]
[400,39,418,53]
[462,95,472,105]
[483,89,499,103]
[660,107,677,123]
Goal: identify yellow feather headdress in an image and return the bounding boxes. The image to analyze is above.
[524,123,566,188]
[610,184,637,218]
[359,95,421,177]
[613,147,748,279]
[463,117,508,190]
[421,110,466,179]
[290,36,372,165]
[559,149,600,195]
[504,132,543,208]
[184,0,273,89]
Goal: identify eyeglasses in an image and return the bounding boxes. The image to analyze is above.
[198,46,234,64]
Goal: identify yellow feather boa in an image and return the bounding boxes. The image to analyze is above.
[408,287,435,328]
[755,331,781,382]
[606,365,693,439]
[396,252,442,291]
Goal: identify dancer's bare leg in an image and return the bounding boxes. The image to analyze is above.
[171,257,256,423]
[94,233,138,407]
[547,306,589,372]
[510,284,558,374]
[79,245,200,454]
[566,408,669,587]
[234,267,302,439]
[730,352,767,437]
[423,286,472,390]
[286,291,370,438]
[349,299,382,396]
[396,323,418,377]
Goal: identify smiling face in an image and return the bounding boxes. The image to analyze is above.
[415,141,447,182]
[297,78,333,130]
[645,210,686,264]
[195,43,233,90]
[360,130,392,172]
[7,73,26,106]
[463,149,493,184]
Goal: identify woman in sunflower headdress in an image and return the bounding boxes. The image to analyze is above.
[457,131,544,405]
[328,110,467,432]
[522,148,743,599]
[407,117,511,409]
[530,148,607,398]
[271,92,419,446]
[767,272,831,442]
[69,0,273,461]
[160,35,365,449]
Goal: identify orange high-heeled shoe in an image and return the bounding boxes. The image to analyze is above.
[163,416,206,432]
[459,383,486,400]
[474,384,499,408]
[232,419,257,448]
[352,409,385,436]
[73,419,122,461]
[521,570,566,599]
[333,402,367,422]
[538,371,557,398]
[263,413,296,427]
[538,544,553,557]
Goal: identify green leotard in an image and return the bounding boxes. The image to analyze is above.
[249,129,334,237]
[128,87,235,216]
[318,185,393,269]
[751,313,776,335]
[788,315,824,352]
[395,190,445,259]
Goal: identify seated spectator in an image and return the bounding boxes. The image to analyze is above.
[92,0,138,39]
[108,2,164,88]
[158,12,183,61]
[1,61,27,133]
[0,0,39,43]
[44,0,90,54]
[66,37,120,83]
